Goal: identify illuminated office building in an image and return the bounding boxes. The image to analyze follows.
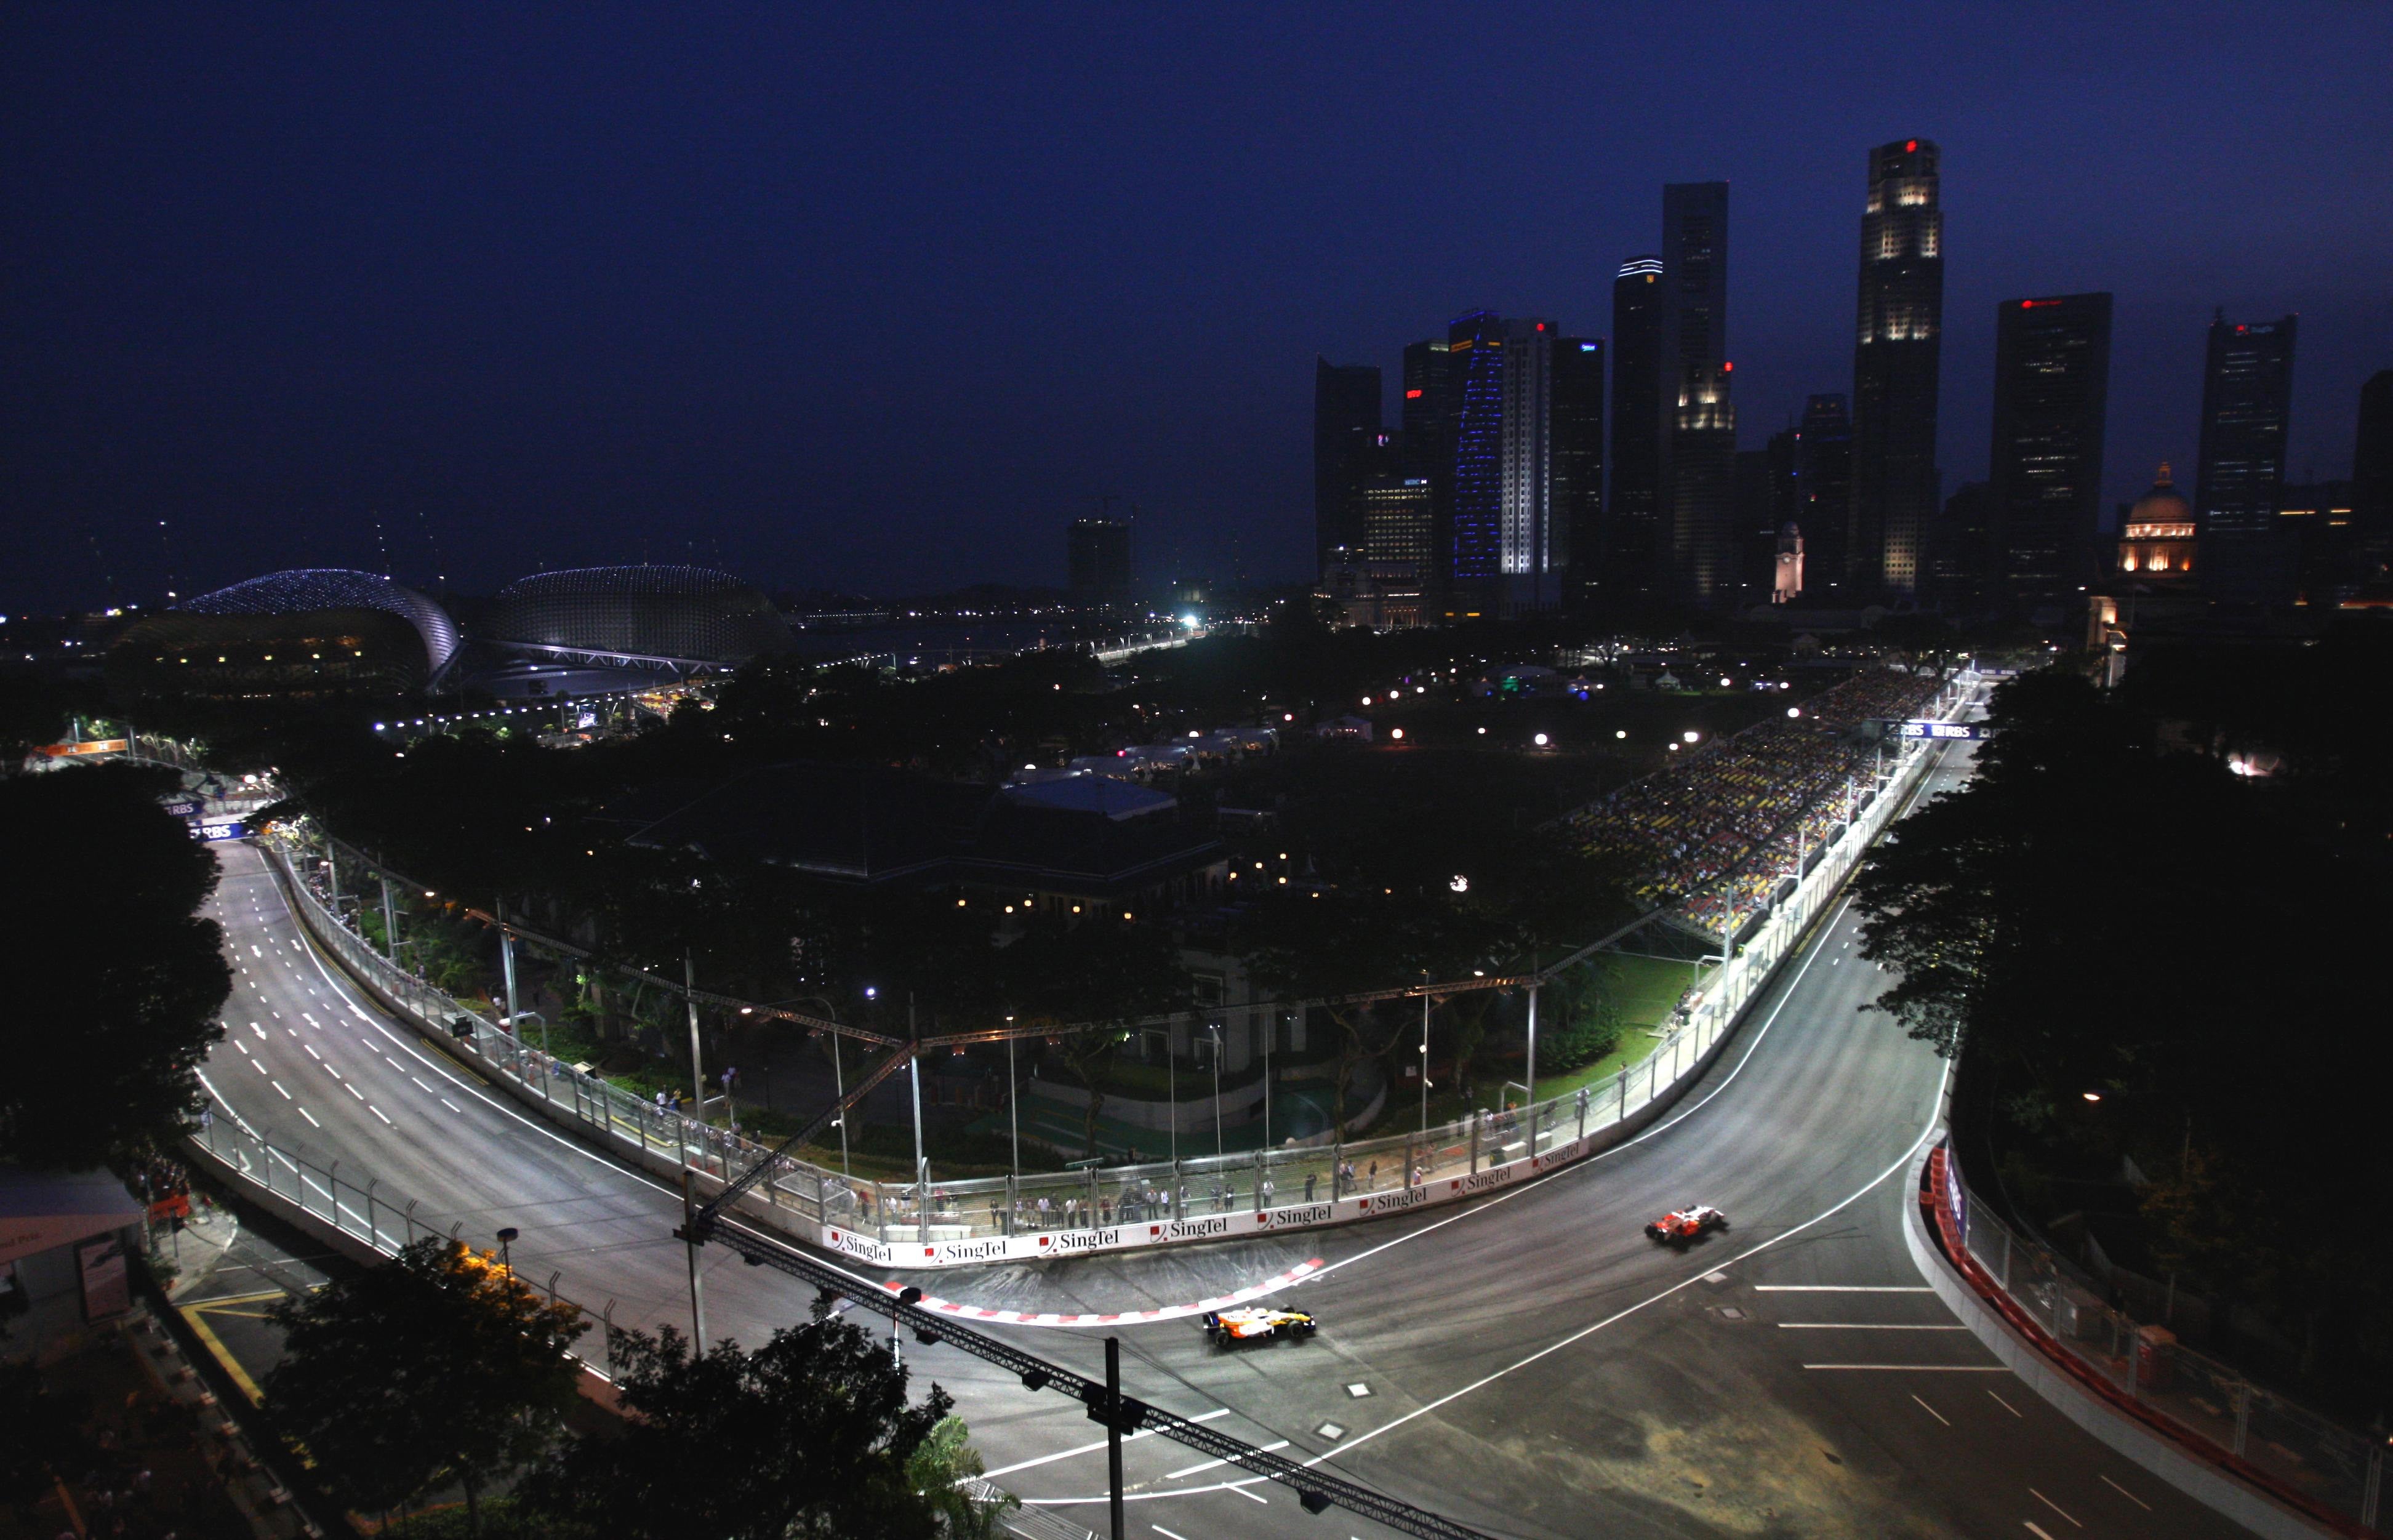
[1606,255,1665,595]
[2194,311,2298,602]
[1660,184,1735,604]
[1850,139,1944,598]
[1988,292,2113,610]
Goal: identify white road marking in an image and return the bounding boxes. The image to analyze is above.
[1910,1394,1949,1426]
[251,944,262,958]
[234,1040,249,1055]
[1802,1363,2008,1371]
[1224,1484,1267,1504]
[303,1044,321,1059]
[2097,1473,2149,1510]
[1987,1390,2024,1418]
[251,1058,268,1075]
[1150,1528,1190,1540]
[413,1077,436,1094]
[1164,1441,1288,1480]
[371,1105,392,1125]
[441,1099,463,1112]
[249,1022,264,1037]
[322,1061,340,1077]
[271,1080,291,1099]
[344,1082,364,1100]
[1149,1062,1962,1506]
[1755,1285,1934,1293]
[1776,1323,1968,1330]
[300,1107,321,1128]
[2026,1519,2058,1538]
[2029,1489,2079,1528]
[977,1410,1232,1480]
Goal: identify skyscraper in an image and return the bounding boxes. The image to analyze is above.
[1794,394,1853,594]
[1448,310,1507,589]
[1497,317,1561,611]
[1850,138,1944,599]
[2194,312,2298,602]
[1313,357,1382,574]
[1551,337,1603,607]
[1659,183,1736,604]
[1400,339,1461,584]
[1067,517,1134,608]
[1987,292,2114,612]
[1606,255,1665,595]
[2355,370,2393,577]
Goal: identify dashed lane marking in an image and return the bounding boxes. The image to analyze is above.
[271,1081,291,1099]
[1776,1323,1968,1330]
[2097,1474,2149,1510]
[299,1107,319,1128]
[1987,1390,2024,1418]
[1910,1394,1949,1426]
[370,1105,392,1125]
[2029,1489,2080,1528]
[1802,1363,2009,1371]
[1754,1285,1936,1292]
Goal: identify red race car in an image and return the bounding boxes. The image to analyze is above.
[1645,1204,1729,1246]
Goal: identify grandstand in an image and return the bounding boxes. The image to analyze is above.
[1560,667,1942,938]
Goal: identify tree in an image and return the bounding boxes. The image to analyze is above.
[0,762,231,1167]
[907,1415,1017,1539]
[1244,889,1508,1134]
[265,1238,588,1530]
[995,917,1190,1156]
[524,1316,953,1540]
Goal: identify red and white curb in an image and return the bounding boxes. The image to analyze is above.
[881,1259,1325,1328]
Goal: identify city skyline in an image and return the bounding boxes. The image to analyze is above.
[4,6,2389,615]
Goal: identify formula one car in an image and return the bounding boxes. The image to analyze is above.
[1645,1204,1729,1246]
[1201,1307,1318,1348]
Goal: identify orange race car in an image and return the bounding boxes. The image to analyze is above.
[1200,1307,1318,1348]
[1645,1204,1729,1246]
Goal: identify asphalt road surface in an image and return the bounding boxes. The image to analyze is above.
[194,739,2258,1539]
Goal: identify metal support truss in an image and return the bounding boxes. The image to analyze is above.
[684,1217,1496,1540]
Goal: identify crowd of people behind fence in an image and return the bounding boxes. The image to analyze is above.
[1561,668,1942,939]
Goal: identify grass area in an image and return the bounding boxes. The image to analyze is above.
[1400,952,1715,1126]
[1525,953,1714,1104]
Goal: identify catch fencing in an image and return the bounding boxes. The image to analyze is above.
[1930,1147,2384,1533]
[258,680,1962,1270]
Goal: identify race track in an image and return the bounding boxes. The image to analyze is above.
[193,737,2256,1538]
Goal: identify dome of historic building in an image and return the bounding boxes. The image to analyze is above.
[2125,462,2194,531]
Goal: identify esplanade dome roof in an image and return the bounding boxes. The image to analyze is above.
[178,569,461,672]
[2127,463,2194,526]
[486,564,792,666]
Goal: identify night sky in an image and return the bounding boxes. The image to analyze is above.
[5,4,2389,616]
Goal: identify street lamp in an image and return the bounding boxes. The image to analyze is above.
[1205,1024,1224,1160]
[495,1226,519,1278]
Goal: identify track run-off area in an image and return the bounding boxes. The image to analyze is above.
[190,728,2259,1539]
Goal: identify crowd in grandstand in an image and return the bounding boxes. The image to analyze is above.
[1561,667,1944,937]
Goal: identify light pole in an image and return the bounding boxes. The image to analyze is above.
[495,1225,518,1279]
[1206,1024,1224,1160]
[1419,984,1432,1135]
[683,951,705,1133]
[907,993,928,1244]
[1004,1017,1019,1182]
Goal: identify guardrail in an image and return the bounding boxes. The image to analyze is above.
[259,683,1963,1270]
[1928,1145,2383,1534]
